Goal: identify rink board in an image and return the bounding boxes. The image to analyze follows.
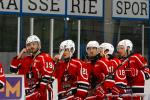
[0,74,25,100]
[0,75,149,100]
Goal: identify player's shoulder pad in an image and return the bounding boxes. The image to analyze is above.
[97,58,110,68]
[71,58,83,66]
[83,60,91,64]
[130,53,147,65]
[98,57,109,63]
[132,53,142,57]
[130,53,143,60]
[111,57,121,65]
[72,58,80,62]
[40,52,49,56]
[39,52,52,59]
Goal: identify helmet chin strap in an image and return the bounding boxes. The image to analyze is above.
[59,49,65,60]
[126,49,130,57]
[68,48,73,58]
[104,53,108,58]
[33,50,41,59]
[70,52,73,58]
[101,49,105,57]
[27,49,33,55]
[31,48,40,57]
[126,46,131,56]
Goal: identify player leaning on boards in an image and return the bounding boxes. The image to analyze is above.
[10,35,55,100]
[117,39,150,100]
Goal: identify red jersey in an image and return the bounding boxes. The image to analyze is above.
[109,58,127,97]
[110,58,127,87]
[121,53,149,93]
[85,57,113,100]
[94,58,110,83]
[56,58,89,100]
[0,64,5,89]
[10,52,55,100]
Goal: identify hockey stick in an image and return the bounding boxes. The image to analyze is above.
[97,58,129,88]
[87,56,130,97]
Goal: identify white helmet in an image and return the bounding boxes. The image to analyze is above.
[26,35,41,45]
[117,39,133,51]
[59,39,75,54]
[99,43,114,55]
[86,41,99,52]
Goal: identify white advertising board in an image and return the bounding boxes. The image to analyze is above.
[112,0,149,19]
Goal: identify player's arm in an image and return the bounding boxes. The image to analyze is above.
[136,55,150,80]
[10,56,22,74]
[10,48,28,74]
[39,54,55,92]
[75,61,89,99]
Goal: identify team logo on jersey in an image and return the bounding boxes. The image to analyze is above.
[61,71,75,90]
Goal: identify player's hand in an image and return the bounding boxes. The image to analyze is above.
[17,48,28,59]
[53,54,60,62]
[95,86,105,98]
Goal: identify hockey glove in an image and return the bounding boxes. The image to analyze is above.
[95,86,106,99]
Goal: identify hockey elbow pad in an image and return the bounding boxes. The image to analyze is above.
[112,86,125,95]
[76,82,89,98]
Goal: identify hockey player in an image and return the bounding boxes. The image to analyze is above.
[99,42,127,99]
[0,64,5,90]
[10,35,55,100]
[117,39,150,100]
[55,39,89,100]
[84,41,111,100]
